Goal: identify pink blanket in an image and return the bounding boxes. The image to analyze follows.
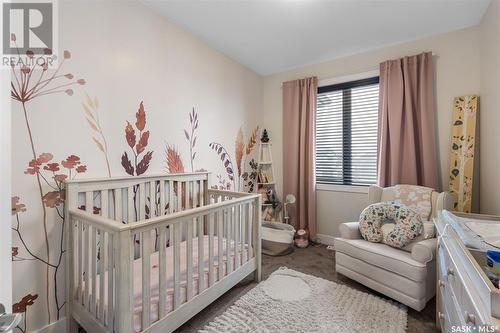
[94,236,248,332]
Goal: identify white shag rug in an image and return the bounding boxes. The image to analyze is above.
[200,267,407,333]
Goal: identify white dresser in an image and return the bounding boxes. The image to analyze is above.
[436,211,500,332]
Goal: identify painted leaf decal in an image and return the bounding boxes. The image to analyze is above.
[82,103,94,120]
[125,121,136,148]
[136,131,150,154]
[184,129,190,141]
[166,144,185,174]
[135,101,146,131]
[86,116,99,131]
[136,151,153,175]
[121,152,134,175]
[93,137,105,152]
[235,127,244,177]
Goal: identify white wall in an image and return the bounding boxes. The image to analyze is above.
[262,27,482,238]
[1,69,12,311]
[479,0,500,215]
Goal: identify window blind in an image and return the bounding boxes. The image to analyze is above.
[316,77,379,186]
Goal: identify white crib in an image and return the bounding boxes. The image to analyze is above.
[64,172,262,333]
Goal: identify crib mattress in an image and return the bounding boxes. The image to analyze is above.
[93,235,248,332]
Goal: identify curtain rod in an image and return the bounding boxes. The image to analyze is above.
[279,52,437,88]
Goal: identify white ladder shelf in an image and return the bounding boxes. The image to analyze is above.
[257,143,282,222]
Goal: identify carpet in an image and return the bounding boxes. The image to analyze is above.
[200,267,407,333]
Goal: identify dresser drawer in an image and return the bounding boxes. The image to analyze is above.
[438,238,462,301]
[438,237,487,328]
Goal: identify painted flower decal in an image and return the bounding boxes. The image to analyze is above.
[13,294,38,313]
[11,196,26,215]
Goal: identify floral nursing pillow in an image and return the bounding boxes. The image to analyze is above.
[359,202,423,248]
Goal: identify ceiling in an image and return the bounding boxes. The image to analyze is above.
[142,0,491,75]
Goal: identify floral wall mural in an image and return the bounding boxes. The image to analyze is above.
[209,125,260,192]
[9,1,262,332]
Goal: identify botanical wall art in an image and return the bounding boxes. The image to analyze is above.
[209,126,260,192]
[9,3,261,332]
[448,95,478,213]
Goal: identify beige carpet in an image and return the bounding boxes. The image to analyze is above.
[176,245,437,333]
[200,267,407,333]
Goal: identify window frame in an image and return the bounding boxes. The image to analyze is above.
[315,70,380,193]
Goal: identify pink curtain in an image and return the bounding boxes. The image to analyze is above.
[377,52,439,190]
[282,77,317,239]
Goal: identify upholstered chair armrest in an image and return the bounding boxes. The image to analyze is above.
[410,238,437,264]
[339,222,363,240]
[436,191,454,212]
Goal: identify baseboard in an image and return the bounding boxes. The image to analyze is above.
[316,233,336,246]
[32,318,65,333]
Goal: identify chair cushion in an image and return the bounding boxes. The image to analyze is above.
[334,238,428,282]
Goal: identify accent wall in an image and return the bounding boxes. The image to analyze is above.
[10,1,262,332]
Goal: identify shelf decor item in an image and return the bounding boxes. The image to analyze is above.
[448,95,478,213]
[261,129,270,143]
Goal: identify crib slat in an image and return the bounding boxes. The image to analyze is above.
[128,186,134,223]
[91,226,97,316]
[86,191,93,213]
[217,211,224,281]
[192,183,198,238]
[186,220,193,301]
[115,189,122,223]
[177,182,182,213]
[247,203,253,259]
[168,181,174,214]
[173,223,181,309]
[101,190,108,218]
[141,231,151,328]
[159,227,167,317]
[200,180,205,206]
[160,181,166,216]
[226,207,233,274]
[84,223,90,308]
[185,181,190,210]
[150,181,157,217]
[234,205,240,269]
[139,183,146,220]
[77,220,83,304]
[198,216,204,293]
[241,203,247,264]
[208,213,215,286]
[107,233,114,329]
[193,181,199,208]
[99,231,106,321]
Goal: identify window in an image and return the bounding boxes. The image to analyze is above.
[316,76,379,186]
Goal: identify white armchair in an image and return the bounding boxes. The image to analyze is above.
[334,185,453,311]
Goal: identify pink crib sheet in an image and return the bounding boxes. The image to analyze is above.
[94,235,248,332]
